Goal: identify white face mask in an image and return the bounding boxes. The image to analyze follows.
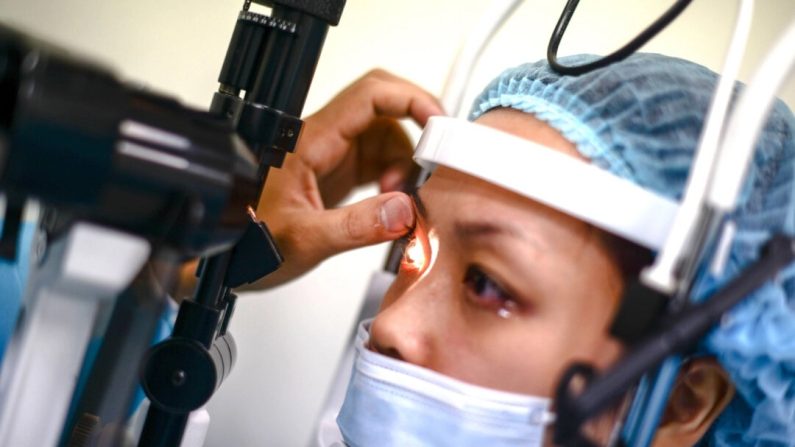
[336,320,556,447]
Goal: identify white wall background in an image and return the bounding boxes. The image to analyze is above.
[3,1,795,446]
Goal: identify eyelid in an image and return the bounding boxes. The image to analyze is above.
[467,264,513,298]
[465,263,530,315]
[400,221,433,273]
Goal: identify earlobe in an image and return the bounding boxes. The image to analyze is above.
[654,358,735,447]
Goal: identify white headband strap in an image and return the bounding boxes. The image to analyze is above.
[413,117,679,250]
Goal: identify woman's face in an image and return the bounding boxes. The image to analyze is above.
[369,108,626,397]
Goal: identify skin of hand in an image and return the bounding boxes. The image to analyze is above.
[239,69,445,290]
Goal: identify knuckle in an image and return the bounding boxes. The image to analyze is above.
[358,74,383,94]
[274,223,297,253]
[358,69,396,94]
[365,68,389,80]
[341,209,366,242]
[283,222,318,267]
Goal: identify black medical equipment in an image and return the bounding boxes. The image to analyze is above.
[543,2,795,445]
[547,0,694,76]
[139,1,346,446]
[0,26,258,261]
[0,23,260,445]
[2,0,790,445]
[0,0,346,445]
[553,234,795,447]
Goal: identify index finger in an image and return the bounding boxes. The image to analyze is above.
[313,69,445,143]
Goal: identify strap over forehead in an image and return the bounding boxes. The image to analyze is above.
[413,117,679,250]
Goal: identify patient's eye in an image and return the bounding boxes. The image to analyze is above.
[463,265,519,318]
[402,236,425,270]
[401,230,430,272]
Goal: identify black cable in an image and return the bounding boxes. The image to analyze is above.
[547,0,694,76]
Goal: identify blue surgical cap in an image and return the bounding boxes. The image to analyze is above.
[470,53,795,446]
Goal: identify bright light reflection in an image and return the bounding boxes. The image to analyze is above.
[401,229,439,278]
[402,230,439,276]
[403,237,426,271]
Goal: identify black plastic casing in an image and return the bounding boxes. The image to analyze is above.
[257,0,346,25]
[0,26,260,257]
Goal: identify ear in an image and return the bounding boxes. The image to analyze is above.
[654,357,735,447]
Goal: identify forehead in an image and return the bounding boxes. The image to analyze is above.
[417,166,598,265]
[473,108,584,161]
[417,108,589,236]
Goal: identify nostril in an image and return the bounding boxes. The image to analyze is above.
[380,347,404,361]
[368,338,404,361]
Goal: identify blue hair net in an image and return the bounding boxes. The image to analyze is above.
[469,53,795,446]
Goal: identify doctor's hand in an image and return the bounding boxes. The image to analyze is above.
[249,69,444,289]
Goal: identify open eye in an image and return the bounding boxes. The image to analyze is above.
[463,265,519,317]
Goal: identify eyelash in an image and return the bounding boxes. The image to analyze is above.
[463,265,520,316]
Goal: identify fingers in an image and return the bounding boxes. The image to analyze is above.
[310,191,415,260]
[309,69,444,150]
[247,70,435,291]
[355,117,414,184]
[359,69,444,127]
[249,192,415,290]
[298,70,440,186]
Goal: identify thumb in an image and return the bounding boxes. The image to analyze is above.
[314,191,415,258]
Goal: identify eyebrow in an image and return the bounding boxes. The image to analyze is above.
[410,191,428,221]
[453,220,527,241]
[412,190,533,245]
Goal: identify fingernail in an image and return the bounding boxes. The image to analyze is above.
[380,195,414,232]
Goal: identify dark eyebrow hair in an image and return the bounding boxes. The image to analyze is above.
[410,191,428,221]
[453,220,527,241]
[412,189,539,253]
[412,190,531,244]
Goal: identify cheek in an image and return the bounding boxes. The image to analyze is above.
[462,310,623,397]
[540,253,626,373]
[458,273,625,395]
[450,323,567,396]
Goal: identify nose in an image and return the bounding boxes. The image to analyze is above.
[368,272,446,368]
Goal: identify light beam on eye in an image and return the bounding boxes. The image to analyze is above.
[401,229,440,277]
[403,236,427,271]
